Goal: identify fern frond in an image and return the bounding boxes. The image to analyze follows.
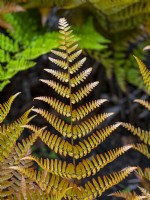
[136,167,150,181]
[20,18,136,199]
[133,143,150,159]
[75,145,132,179]
[48,57,68,70]
[110,190,142,200]
[71,81,99,104]
[72,167,137,199]
[0,92,20,123]
[25,123,121,159]
[72,99,107,121]
[0,33,18,52]
[44,69,68,83]
[73,112,114,139]
[9,166,73,197]
[50,49,67,59]
[70,67,92,87]
[73,123,121,158]
[134,99,150,110]
[0,108,32,162]
[121,123,150,145]
[32,109,71,138]
[32,108,113,139]
[40,79,70,98]
[34,96,70,117]
[69,57,87,74]
[139,187,150,200]
[133,55,150,91]
[14,126,45,163]
[22,146,132,180]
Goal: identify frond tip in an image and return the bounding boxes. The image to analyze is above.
[121,122,150,145]
[0,92,20,123]
[133,55,150,91]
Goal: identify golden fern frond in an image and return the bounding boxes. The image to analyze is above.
[70,57,87,74]
[110,190,143,200]
[73,123,121,158]
[136,167,150,181]
[71,81,99,104]
[70,67,92,87]
[32,108,113,139]
[48,57,68,70]
[11,165,136,199]
[21,145,132,180]
[75,167,137,200]
[134,99,150,110]
[23,124,73,157]
[34,96,70,117]
[133,55,150,91]
[121,122,150,145]
[73,112,114,139]
[21,18,134,199]
[0,92,20,123]
[44,69,68,83]
[0,108,32,162]
[14,126,46,164]
[75,145,132,179]
[9,166,73,198]
[25,124,120,159]
[139,187,150,199]
[133,143,150,159]
[32,108,71,137]
[40,80,70,98]
[72,99,107,121]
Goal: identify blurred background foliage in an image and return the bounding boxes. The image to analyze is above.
[0,0,150,92]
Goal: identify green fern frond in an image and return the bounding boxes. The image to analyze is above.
[0,33,18,52]
[121,123,150,145]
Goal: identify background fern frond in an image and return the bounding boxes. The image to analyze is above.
[134,99,150,110]
[0,92,20,123]
[133,55,150,91]
[121,123,150,145]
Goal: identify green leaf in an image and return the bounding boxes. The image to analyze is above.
[0,34,18,52]
[16,32,59,60]
[6,59,36,72]
[74,18,110,50]
[0,49,10,62]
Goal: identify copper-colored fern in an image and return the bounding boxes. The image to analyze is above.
[8,18,137,199]
[0,93,40,198]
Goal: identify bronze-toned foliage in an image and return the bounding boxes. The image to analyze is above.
[9,18,136,199]
[0,93,40,198]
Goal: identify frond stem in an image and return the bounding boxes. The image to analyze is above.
[65,38,76,168]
